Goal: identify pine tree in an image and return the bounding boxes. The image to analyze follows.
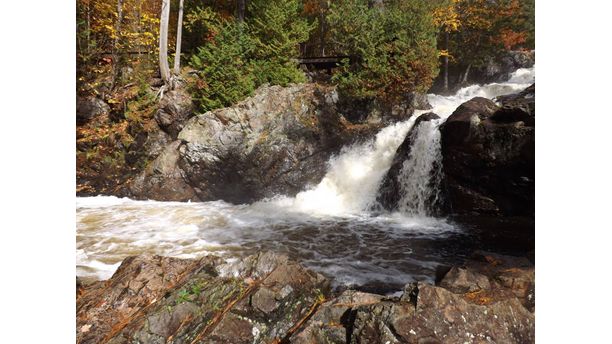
[247,0,315,85]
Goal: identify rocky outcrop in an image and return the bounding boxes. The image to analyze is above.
[154,89,195,139]
[77,252,329,344]
[131,83,383,203]
[376,112,441,211]
[77,251,534,344]
[440,84,535,216]
[129,140,198,201]
[77,96,110,124]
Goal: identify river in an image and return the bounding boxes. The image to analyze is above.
[77,66,535,293]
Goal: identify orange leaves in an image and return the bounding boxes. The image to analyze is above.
[499,29,527,50]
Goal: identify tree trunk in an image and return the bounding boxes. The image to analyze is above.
[443,31,449,91]
[86,1,91,55]
[159,0,171,84]
[461,63,471,85]
[136,0,142,61]
[111,0,124,88]
[319,11,326,56]
[173,0,184,75]
[237,0,246,22]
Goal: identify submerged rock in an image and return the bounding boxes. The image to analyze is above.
[440,85,535,217]
[77,251,534,344]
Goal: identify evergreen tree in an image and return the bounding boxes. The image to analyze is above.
[248,0,315,85]
[189,22,256,111]
[327,0,439,101]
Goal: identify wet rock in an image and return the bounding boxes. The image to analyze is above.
[440,92,535,217]
[493,83,535,126]
[76,255,210,344]
[376,112,441,211]
[77,96,110,124]
[130,140,198,202]
[291,290,384,344]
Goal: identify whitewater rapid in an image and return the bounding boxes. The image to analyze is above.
[77,66,534,288]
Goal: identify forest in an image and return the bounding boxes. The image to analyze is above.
[76,1,537,343]
[77,0,534,109]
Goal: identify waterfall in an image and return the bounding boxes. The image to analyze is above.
[280,118,418,215]
[396,119,444,216]
[77,66,535,282]
[281,66,536,217]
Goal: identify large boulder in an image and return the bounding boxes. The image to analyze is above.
[132,83,381,203]
[440,86,535,217]
[376,112,441,211]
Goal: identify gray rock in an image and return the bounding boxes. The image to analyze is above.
[154,89,195,139]
[137,83,381,203]
[77,96,110,123]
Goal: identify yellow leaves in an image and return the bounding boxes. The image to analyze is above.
[432,4,461,32]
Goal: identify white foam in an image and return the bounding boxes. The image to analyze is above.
[76,66,535,284]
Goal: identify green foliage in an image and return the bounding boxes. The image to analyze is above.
[183,6,223,53]
[248,0,314,61]
[250,59,306,86]
[247,0,314,86]
[189,22,256,112]
[188,0,313,112]
[327,0,439,101]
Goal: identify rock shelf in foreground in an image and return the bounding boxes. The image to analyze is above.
[77,251,534,344]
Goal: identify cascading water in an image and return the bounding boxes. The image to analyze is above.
[76,66,535,290]
[395,119,444,216]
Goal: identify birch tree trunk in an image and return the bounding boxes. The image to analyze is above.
[111,0,124,88]
[159,0,171,84]
[461,63,471,85]
[173,0,184,75]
